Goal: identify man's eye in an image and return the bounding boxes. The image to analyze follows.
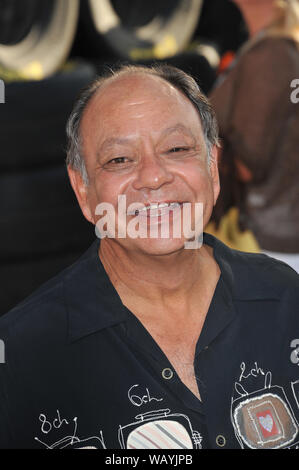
[107,157,129,164]
[168,147,189,153]
[103,156,132,170]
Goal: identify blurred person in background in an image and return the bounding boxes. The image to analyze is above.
[208,0,299,272]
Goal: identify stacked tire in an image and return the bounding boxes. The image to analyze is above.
[0,62,97,315]
[0,0,80,80]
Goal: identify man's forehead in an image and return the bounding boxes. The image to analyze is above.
[79,71,205,153]
[84,72,191,118]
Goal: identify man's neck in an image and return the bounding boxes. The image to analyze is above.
[98,238,220,316]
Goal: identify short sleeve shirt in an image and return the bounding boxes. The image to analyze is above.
[0,233,298,449]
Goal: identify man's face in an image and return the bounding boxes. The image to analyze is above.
[69,73,220,255]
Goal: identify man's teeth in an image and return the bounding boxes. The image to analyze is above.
[132,202,181,215]
[143,202,180,211]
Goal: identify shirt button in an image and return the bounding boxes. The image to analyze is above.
[162,368,174,380]
[216,435,226,447]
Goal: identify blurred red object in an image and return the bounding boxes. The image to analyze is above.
[217,51,235,74]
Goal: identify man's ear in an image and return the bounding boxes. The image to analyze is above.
[209,145,221,206]
[67,166,94,224]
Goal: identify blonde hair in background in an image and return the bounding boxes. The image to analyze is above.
[268,0,299,43]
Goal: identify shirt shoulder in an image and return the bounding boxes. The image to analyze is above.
[0,242,98,343]
[208,233,299,302]
[0,273,66,359]
[235,248,298,279]
[230,248,299,302]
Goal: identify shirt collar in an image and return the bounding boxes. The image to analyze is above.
[65,233,282,343]
[65,240,129,343]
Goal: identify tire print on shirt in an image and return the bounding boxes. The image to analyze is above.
[231,371,298,449]
[118,409,203,449]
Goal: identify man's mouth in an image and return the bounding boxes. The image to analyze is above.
[127,202,183,217]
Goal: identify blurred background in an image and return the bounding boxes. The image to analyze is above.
[4,0,295,315]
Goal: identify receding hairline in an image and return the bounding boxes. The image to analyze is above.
[79,68,196,130]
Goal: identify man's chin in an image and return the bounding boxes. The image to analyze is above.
[122,236,196,256]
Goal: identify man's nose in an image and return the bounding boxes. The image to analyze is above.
[132,152,174,191]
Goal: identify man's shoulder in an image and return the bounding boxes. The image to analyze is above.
[209,233,299,301]
[232,249,299,310]
[232,248,298,286]
[0,241,99,339]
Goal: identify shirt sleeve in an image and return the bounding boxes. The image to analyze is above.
[210,37,298,182]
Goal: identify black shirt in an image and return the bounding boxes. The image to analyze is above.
[0,233,298,449]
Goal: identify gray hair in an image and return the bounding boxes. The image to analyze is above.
[66,64,219,185]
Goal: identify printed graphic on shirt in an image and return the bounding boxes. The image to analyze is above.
[34,410,106,449]
[118,409,202,449]
[231,368,298,449]
[286,440,299,449]
[291,380,299,410]
[128,384,164,407]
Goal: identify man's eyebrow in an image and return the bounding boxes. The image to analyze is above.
[160,124,196,139]
[97,137,131,156]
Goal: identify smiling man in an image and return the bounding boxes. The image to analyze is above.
[0,64,298,450]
